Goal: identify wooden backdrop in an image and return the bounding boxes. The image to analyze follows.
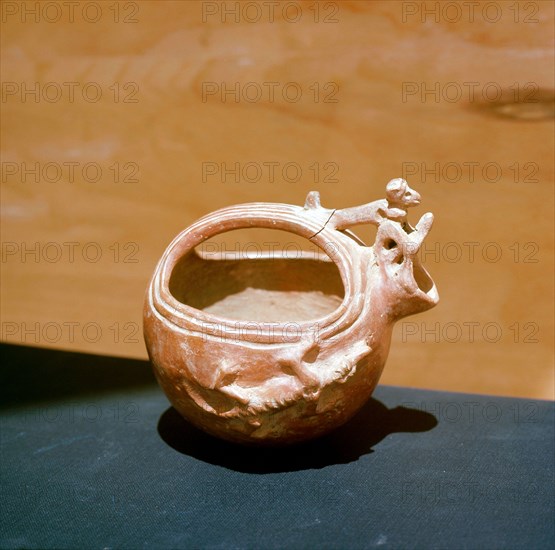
[1,0,553,398]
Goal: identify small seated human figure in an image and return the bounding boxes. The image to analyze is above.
[330,178,421,233]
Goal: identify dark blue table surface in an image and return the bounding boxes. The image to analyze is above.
[1,343,553,549]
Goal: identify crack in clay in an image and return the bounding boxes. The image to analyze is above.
[309,209,337,239]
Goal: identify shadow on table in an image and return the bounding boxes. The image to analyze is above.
[157,398,437,473]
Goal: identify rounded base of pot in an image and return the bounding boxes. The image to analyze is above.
[149,353,385,446]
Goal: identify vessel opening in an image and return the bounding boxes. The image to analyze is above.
[168,228,345,322]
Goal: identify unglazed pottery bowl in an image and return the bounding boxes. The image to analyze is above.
[144,180,439,445]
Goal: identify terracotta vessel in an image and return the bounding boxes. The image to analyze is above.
[144,179,439,445]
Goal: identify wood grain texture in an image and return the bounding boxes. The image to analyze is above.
[1,0,553,398]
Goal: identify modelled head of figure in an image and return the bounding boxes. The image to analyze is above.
[385,178,421,208]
